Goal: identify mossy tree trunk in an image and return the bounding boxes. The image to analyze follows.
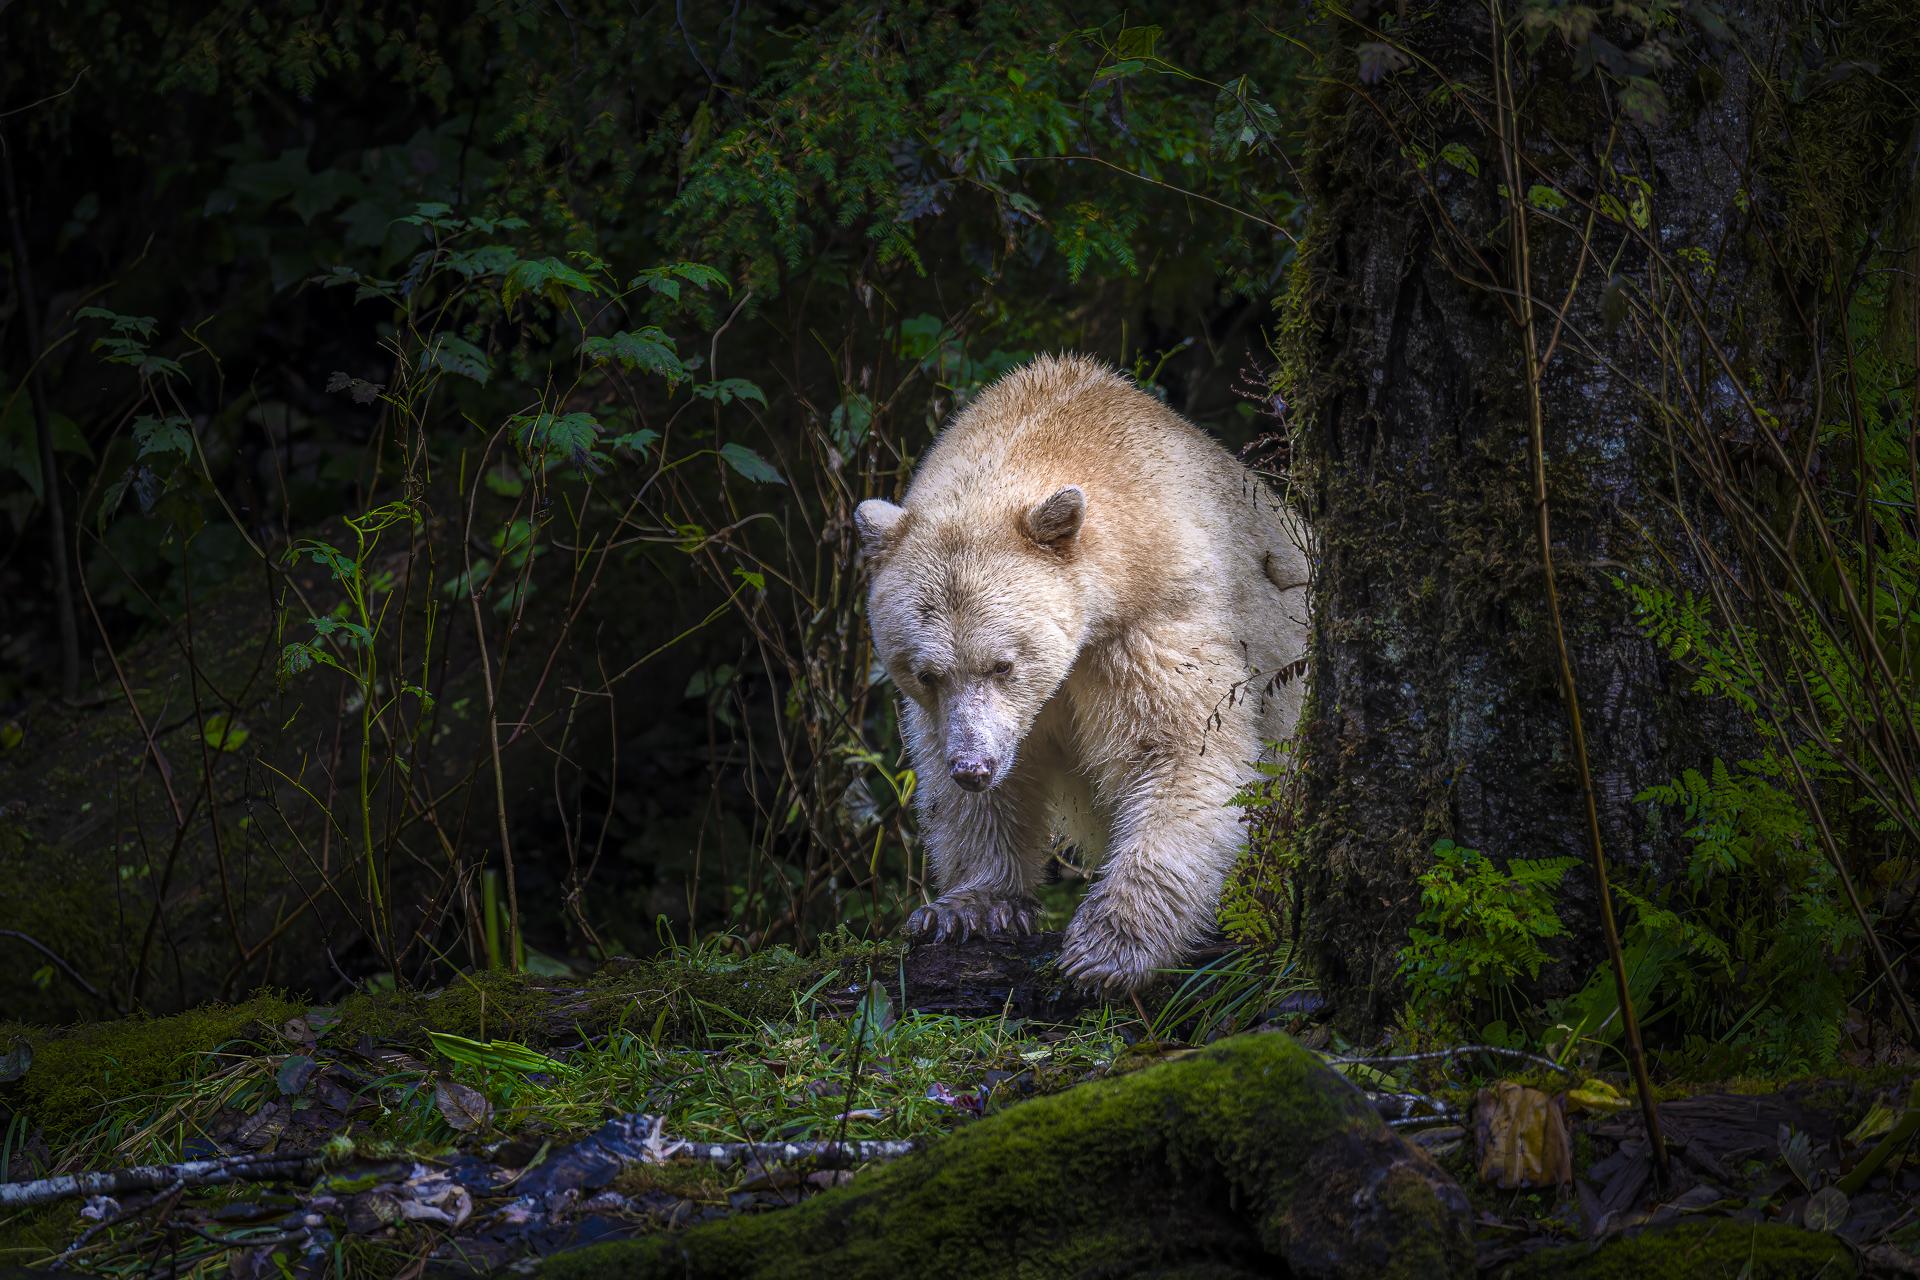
[1281,6,1784,1030]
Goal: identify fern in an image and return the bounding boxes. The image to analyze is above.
[1397,840,1575,1036]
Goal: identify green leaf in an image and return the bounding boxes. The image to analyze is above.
[733,565,766,591]
[420,333,492,385]
[309,615,374,647]
[428,1031,572,1076]
[578,328,688,383]
[718,442,783,485]
[1440,143,1480,176]
[201,712,251,753]
[278,643,318,678]
[830,395,874,450]
[447,244,519,279]
[502,256,599,312]
[696,377,766,406]
[631,262,729,299]
[854,983,896,1046]
[1526,184,1569,212]
[292,543,358,582]
[77,307,156,339]
[484,465,526,498]
[608,428,660,457]
[399,200,458,228]
[511,411,603,462]
[1114,24,1162,59]
[132,415,193,459]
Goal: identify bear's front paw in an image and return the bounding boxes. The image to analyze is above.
[1058,906,1174,994]
[905,892,1040,944]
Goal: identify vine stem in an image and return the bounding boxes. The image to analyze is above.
[465,426,523,971]
[1489,0,1668,1183]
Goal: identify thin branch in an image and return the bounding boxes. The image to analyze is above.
[1012,153,1298,244]
[1490,0,1668,1184]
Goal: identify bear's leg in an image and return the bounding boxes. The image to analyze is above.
[1059,745,1245,992]
[904,763,1050,944]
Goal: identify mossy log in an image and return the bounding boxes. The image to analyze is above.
[539,1032,1474,1280]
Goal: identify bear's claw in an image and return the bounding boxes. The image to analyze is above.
[905,894,1040,944]
[1058,908,1170,994]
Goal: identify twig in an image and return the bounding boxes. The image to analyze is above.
[1489,0,1667,1183]
[1326,1045,1574,1076]
[0,929,108,1008]
[505,1111,918,1208]
[1364,1090,1459,1126]
[1012,153,1297,244]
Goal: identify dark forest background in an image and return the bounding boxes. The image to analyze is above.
[0,2,1309,1021]
[2,0,1917,1087]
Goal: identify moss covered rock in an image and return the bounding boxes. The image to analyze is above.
[1499,1218,1855,1279]
[541,1031,1473,1280]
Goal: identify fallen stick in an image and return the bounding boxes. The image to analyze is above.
[0,1116,923,1213]
[504,1113,920,1205]
[0,1152,319,1210]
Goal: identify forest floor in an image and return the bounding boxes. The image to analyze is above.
[1,935,1915,1278]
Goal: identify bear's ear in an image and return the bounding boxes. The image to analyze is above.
[854,498,909,557]
[1025,485,1085,547]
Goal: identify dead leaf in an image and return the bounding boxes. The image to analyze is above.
[1779,1123,1816,1192]
[395,1170,472,1226]
[1476,1080,1572,1189]
[434,1078,492,1133]
[276,1053,316,1096]
[1805,1185,1849,1232]
[233,1102,287,1150]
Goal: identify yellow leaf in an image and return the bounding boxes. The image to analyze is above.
[1475,1080,1572,1189]
[1567,1078,1632,1114]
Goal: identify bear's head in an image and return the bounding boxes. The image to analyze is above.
[855,486,1087,793]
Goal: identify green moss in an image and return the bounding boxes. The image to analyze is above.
[333,938,901,1049]
[1500,1219,1855,1279]
[541,1032,1473,1280]
[585,936,902,1040]
[0,818,122,1025]
[335,968,569,1046]
[0,993,302,1142]
[0,1204,83,1265]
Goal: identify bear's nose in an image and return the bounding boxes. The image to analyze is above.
[950,757,995,791]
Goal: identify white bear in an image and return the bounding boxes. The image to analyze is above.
[856,354,1310,992]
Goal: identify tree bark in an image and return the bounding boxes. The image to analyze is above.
[1284,6,1778,1031]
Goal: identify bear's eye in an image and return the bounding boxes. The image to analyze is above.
[916,670,939,687]
[991,660,1013,677]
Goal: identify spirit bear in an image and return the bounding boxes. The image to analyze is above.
[855,354,1310,992]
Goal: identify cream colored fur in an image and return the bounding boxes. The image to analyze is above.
[856,354,1310,991]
